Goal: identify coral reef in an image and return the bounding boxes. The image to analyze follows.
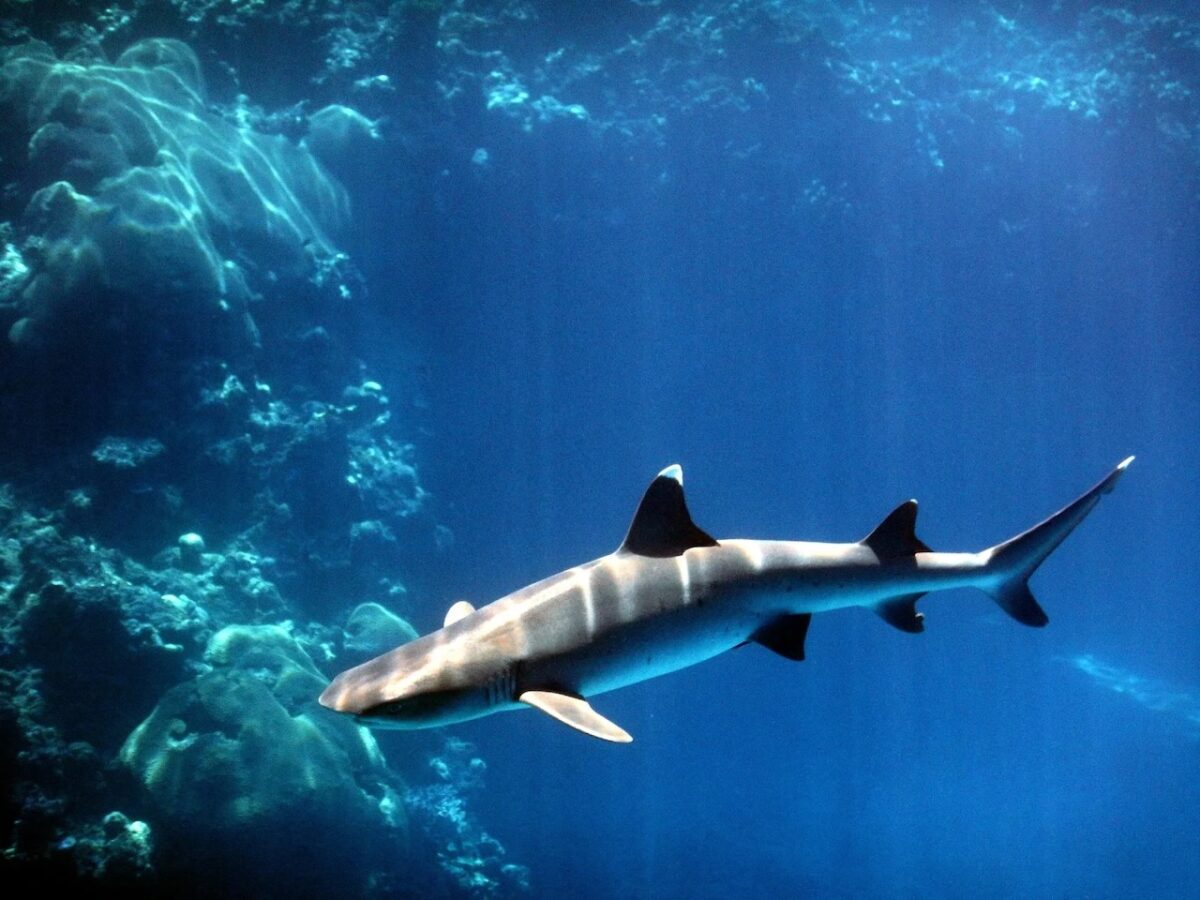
[0,473,523,895]
[343,601,421,658]
[0,32,432,595]
[0,38,347,358]
[120,623,408,895]
[0,21,504,895]
[401,738,531,899]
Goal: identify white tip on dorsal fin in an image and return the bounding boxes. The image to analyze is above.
[619,464,718,558]
[519,690,633,743]
[443,600,476,628]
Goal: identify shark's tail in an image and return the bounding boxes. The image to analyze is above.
[981,457,1134,626]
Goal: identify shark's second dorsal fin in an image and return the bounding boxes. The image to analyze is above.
[619,464,718,557]
[862,500,932,561]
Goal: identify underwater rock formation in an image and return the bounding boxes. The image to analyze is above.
[0,33,431,602]
[120,623,410,895]
[0,479,509,894]
[0,34,380,509]
[402,737,532,899]
[0,38,347,357]
[0,11,528,899]
[4,508,205,751]
[343,601,421,658]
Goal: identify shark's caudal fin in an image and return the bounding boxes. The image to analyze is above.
[983,457,1134,627]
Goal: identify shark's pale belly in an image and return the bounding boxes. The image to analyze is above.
[517,586,769,698]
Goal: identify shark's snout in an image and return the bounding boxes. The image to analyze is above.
[318,669,382,714]
[318,678,351,712]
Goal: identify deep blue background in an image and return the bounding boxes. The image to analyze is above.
[366,7,1198,898]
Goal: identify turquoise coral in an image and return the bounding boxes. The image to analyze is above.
[0,38,350,351]
[120,623,410,892]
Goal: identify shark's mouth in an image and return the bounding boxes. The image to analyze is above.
[356,687,476,727]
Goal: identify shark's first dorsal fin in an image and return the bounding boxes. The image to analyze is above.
[862,500,931,561]
[519,690,633,743]
[443,600,475,628]
[619,464,719,557]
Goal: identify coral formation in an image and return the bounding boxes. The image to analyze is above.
[402,738,531,899]
[343,601,420,657]
[0,467,503,894]
[0,8,526,898]
[120,623,408,894]
[0,38,347,356]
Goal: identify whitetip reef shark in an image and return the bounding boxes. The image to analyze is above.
[320,457,1133,742]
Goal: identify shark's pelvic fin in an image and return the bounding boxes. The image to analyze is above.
[519,690,633,743]
[862,500,932,560]
[619,464,719,557]
[875,593,927,633]
[752,613,813,660]
[443,600,476,628]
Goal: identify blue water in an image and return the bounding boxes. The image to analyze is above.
[386,5,1200,897]
[1,1,1197,897]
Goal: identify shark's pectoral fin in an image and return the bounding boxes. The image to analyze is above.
[519,690,633,743]
[443,600,476,628]
[876,593,926,633]
[752,613,812,661]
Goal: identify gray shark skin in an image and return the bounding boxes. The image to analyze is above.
[320,458,1133,742]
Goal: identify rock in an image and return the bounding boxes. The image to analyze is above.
[176,533,205,572]
[344,602,420,655]
[305,104,380,171]
[90,437,165,470]
[16,570,187,750]
[0,38,350,361]
[120,623,409,895]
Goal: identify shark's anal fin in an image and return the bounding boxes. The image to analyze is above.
[519,690,633,743]
[875,593,926,633]
[443,600,476,628]
[619,464,719,557]
[752,613,812,661]
[863,500,932,560]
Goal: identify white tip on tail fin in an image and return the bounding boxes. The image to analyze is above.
[983,457,1133,627]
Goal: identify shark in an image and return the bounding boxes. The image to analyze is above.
[319,457,1133,742]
